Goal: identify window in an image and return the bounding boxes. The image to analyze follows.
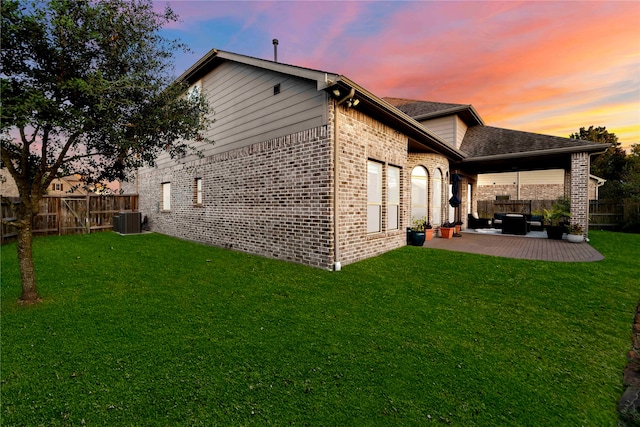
[387,166,400,230]
[161,182,171,211]
[433,169,442,225]
[52,183,63,191]
[411,166,428,222]
[194,178,203,205]
[273,83,281,95]
[367,161,382,233]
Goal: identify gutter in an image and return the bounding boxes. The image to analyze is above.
[459,144,607,163]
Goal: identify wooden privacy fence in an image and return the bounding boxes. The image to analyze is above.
[1,195,138,244]
[478,199,639,231]
[477,200,556,217]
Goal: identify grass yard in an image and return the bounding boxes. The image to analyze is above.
[1,231,638,426]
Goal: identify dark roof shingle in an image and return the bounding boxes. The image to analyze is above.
[460,126,605,158]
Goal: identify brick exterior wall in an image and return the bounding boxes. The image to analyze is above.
[570,152,590,237]
[137,125,334,269]
[476,181,598,202]
[136,101,459,270]
[406,153,451,225]
[334,103,410,267]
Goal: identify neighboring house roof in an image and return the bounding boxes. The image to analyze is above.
[385,98,484,127]
[177,49,465,161]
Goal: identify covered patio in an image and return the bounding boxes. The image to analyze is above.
[422,232,604,262]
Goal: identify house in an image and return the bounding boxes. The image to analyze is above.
[0,171,89,197]
[47,174,89,196]
[131,49,605,270]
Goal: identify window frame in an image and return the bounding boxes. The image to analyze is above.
[194,178,203,206]
[387,165,400,230]
[367,160,383,233]
[161,182,171,211]
[411,166,428,223]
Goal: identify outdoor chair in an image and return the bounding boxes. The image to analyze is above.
[468,213,491,229]
[502,214,530,235]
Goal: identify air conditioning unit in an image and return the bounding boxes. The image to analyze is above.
[114,212,141,234]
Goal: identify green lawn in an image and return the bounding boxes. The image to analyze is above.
[1,231,638,426]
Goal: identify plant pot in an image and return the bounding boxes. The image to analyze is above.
[408,231,426,246]
[440,227,454,239]
[425,229,434,241]
[546,225,565,240]
[567,234,583,243]
[454,225,461,234]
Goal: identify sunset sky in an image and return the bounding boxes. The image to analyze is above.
[158,1,640,150]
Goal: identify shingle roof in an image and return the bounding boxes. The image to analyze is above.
[384,98,465,116]
[460,125,605,158]
[384,97,484,126]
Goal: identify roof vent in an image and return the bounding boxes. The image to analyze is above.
[272,39,278,62]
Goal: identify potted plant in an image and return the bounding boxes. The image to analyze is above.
[567,223,584,243]
[454,220,463,236]
[408,218,432,246]
[543,197,570,240]
[440,221,455,239]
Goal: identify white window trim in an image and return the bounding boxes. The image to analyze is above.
[194,178,203,205]
[387,166,400,230]
[161,182,171,211]
[367,161,383,233]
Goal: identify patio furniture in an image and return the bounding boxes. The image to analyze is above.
[527,214,544,231]
[468,213,491,229]
[502,214,530,235]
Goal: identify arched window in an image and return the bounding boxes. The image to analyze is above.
[433,169,442,225]
[411,166,428,222]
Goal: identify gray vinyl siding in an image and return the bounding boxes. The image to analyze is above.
[153,61,328,169]
[455,116,467,148]
[418,116,455,147]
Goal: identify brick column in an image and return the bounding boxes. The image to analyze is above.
[570,152,589,238]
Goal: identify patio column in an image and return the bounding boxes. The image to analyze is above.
[570,152,589,238]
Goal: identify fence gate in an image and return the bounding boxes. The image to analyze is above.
[60,197,90,235]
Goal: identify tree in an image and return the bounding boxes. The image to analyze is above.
[625,144,640,200]
[1,0,210,304]
[570,126,627,199]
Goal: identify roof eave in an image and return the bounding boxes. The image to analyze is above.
[460,143,607,163]
[331,77,465,161]
[177,49,339,90]
[414,105,485,126]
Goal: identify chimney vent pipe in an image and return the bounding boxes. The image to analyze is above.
[272,39,279,62]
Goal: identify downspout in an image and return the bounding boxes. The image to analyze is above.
[332,87,354,272]
[333,98,341,271]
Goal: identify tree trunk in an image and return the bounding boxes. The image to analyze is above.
[17,215,39,304]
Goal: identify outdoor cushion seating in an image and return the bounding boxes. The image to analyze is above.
[468,213,491,229]
[527,215,544,231]
[493,213,505,229]
[502,214,530,235]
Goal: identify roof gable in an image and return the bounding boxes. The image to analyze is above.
[385,98,484,126]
